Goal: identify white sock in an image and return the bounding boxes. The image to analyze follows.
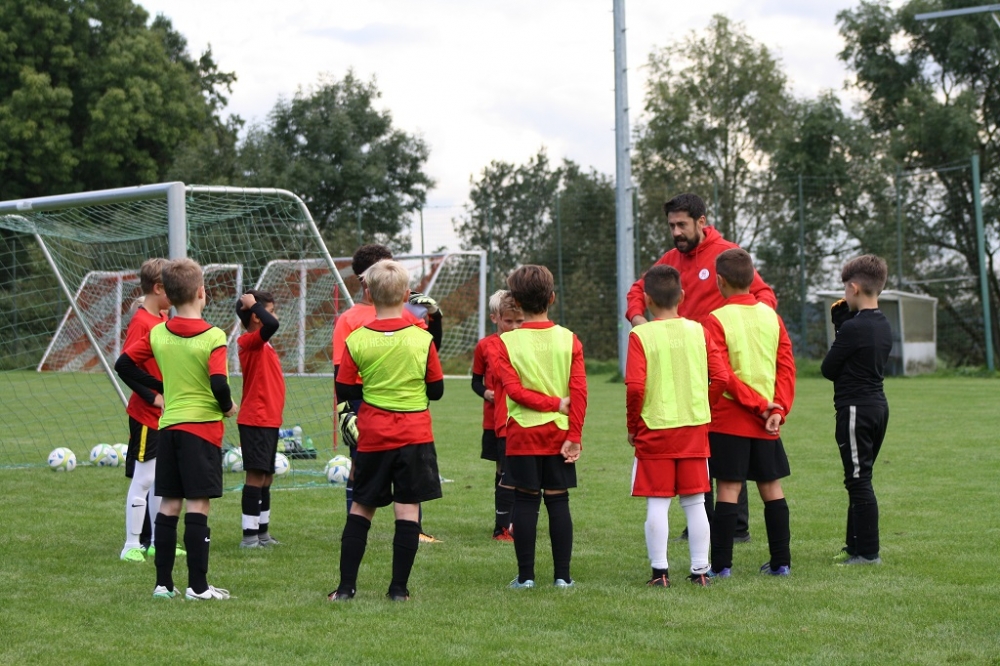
[645,497,672,571]
[123,459,155,551]
[680,493,710,574]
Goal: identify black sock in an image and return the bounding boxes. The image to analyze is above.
[345,485,353,514]
[545,492,573,583]
[763,498,791,569]
[390,520,421,595]
[496,481,514,534]
[153,513,178,589]
[512,490,541,583]
[184,512,210,594]
[853,501,879,558]
[242,485,262,537]
[140,508,152,549]
[703,484,715,526]
[711,501,737,572]
[338,514,371,593]
[259,486,271,534]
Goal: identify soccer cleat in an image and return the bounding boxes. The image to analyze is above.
[832,547,856,563]
[327,588,355,601]
[554,578,574,588]
[146,545,187,558]
[239,536,262,549]
[687,573,711,586]
[418,532,442,544]
[493,528,514,542]
[120,547,146,563]
[707,567,731,579]
[646,575,670,587]
[838,554,882,566]
[386,588,410,602]
[258,533,281,546]
[508,577,535,589]
[185,585,231,600]
[759,562,791,576]
[152,585,180,599]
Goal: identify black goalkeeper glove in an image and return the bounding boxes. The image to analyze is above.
[336,401,359,449]
[408,291,440,316]
[831,298,853,334]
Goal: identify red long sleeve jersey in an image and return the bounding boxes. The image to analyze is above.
[702,294,796,439]
[495,321,587,456]
[123,307,167,430]
[472,334,497,430]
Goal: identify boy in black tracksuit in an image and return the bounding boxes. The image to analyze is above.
[821,255,893,566]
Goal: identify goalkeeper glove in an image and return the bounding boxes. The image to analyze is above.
[336,401,359,449]
[830,298,853,334]
[408,291,440,316]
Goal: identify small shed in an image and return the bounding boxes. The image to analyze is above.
[816,289,938,376]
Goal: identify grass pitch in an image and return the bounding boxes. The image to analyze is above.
[1,373,999,665]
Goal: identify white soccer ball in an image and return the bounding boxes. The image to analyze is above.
[222,447,243,473]
[325,455,351,485]
[112,443,128,460]
[274,452,290,476]
[90,443,120,467]
[48,447,77,472]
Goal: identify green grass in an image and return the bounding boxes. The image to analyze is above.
[2,374,999,665]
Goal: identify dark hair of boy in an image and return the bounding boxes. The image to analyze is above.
[643,265,682,309]
[841,255,888,296]
[236,289,276,329]
[139,258,168,295]
[663,192,707,221]
[715,248,755,290]
[161,258,203,306]
[352,244,393,278]
[507,265,554,314]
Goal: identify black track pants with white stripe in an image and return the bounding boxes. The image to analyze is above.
[835,403,889,556]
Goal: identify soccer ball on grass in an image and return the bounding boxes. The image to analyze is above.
[325,455,352,485]
[48,447,77,472]
[222,447,243,473]
[90,443,120,467]
[273,452,290,476]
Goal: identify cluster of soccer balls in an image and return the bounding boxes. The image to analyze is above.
[221,447,290,476]
[47,443,128,471]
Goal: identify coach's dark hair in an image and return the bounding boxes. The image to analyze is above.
[236,289,276,329]
[842,254,888,296]
[643,265,682,309]
[663,193,707,222]
[715,248,755,290]
[352,244,393,279]
[507,264,554,315]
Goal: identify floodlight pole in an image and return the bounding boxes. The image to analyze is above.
[971,154,995,371]
[613,0,636,377]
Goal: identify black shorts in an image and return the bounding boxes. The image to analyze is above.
[126,417,159,479]
[708,432,790,483]
[155,428,224,500]
[239,425,278,473]
[480,429,507,464]
[505,454,577,492]
[352,443,442,508]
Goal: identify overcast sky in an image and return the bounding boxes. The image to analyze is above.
[139,0,874,253]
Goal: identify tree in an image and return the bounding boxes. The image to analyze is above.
[633,14,793,253]
[236,71,433,253]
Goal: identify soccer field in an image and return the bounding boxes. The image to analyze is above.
[1,374,998,665]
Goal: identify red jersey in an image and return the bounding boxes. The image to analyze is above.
[332,302,426,368]
[472,334,498,430]
[123,307,167,430]
[625,320,729,458]
[237,329,286,428]
[337,318,444,452]
[122,317,229,447]
[702,294,796,439]
[496,321,587,456]
[625,227,776,324]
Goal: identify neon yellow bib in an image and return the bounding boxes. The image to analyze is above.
[150,323,227,427]
[631,318,711,428]
[710,302,779,401]
[502,325,573,430]
[345,324,432,412]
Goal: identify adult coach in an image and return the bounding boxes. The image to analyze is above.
[626,193,777,541]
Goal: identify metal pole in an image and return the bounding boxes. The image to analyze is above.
[895,164,904,289]
[167,182,186,260]
[613,0,636,377]
[798,174,807,354]
[555,192,565,325]
[971,153,995,371]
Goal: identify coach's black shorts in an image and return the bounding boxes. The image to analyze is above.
[126,417,159,479]
[239,425,278,473]
[155,428,223,500]
[505,454,577,492]
[480,429,508,463]
[353,443,442,508]
[708,433,790,483]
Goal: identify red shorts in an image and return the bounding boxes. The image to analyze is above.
[631,457,710,497]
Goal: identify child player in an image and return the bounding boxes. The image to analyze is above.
[236,289,285,548]
[471,290,523,541]
[118,258,171,562]
[702,248,796,577]
[116,258,238,600]
[626,265,729,587]
[496,265,587,589]
[328,260,444,602]
[821,255,892,566]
